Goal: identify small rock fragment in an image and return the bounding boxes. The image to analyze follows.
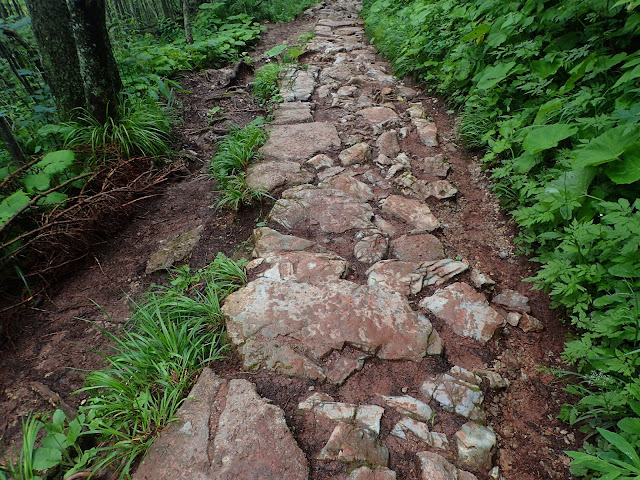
[414,119,438,147]
[380,195,440,232]
[347,466,397,480]
[422,180,457,199]
[506,312,521,327]
[367,260,427,296]
[391,418,448,450]
[355,231,389,264]
[420,366,485,422]
[377,130,401,158]
[307,154,334,170]
[252,227,317,258]
[418,154,450,178]
[417,451,479,480]
[519,313,544,332]
[455,422,497,472]
[146,225,203,274]
[318,423,389,467]
[382,395,433,422]
[339,142,372,166]
[473,370,510,389]
[358,106,399,124]
[470,269,496,289]
[492,289,531,313]
[423,259,469,286]
[391,234,446,263]
[419,282,504,343]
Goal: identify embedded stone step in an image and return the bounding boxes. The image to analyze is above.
[222,278,442,383]
[270,185,375,234]
[260,123,341,162]
[420,366,485,422]
[246,160,314,192]
[380,195,440,232]
[252,251,348,283]
[134,369,308,480]
[272,102,313,125]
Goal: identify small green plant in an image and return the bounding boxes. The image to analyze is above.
[1,410,97,480]
[253,63,284,105]
[63,96,173,160]
[209,120,271,210]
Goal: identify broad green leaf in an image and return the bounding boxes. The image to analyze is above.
[573,127,639,169]
[264,44,288,57]
[614,64,640,89]
[461,23,491,42]
[534,98,563,124]
[32,447,62,470]
[0,166,8,182]
[476,62,516,90]
[37,192,68,206]
[530,59,561,79]
[619,418,640,437]
[545,168,595,198]
[0,189,30,226]
[606,143,640,184]
[514,152,541,173]
[34,150,75,175]
[523,124,578,154]
[597,428,640,467]
[42,432,69,450]
[52,409,66,426]
[22,173,51,193]
[608,264,639,278]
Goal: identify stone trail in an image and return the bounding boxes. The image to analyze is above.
[137,0,547,478]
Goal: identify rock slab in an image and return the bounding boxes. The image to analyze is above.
[261,123,341,162]
[134,369,308,480]
[223,278,442,382]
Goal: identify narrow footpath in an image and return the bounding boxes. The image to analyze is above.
[133,1,579,480]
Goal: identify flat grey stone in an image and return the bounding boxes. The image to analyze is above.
[257,251,348,283]
[145,225,203,274]
[354,232,389,264]
[339,142,371,166]
[422,180,457,200]
[298,397,384,434]
[252,227,317,258]
[357,106,398,123]
[261,123,341,162]
[413,118,438,147]
[223,278,442,382]
[418,154,450,178]
[306,154,334,170]
[246,161,313,192]
[270,185,375,234]
[280,68,317,102]
[321,173,374,202]
[272,102,313,125]
[492,289,531,313]
[391,234,446,263]
[419,282,504,343]
[376,130,400,158]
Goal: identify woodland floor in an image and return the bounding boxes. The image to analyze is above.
[0,4,581,480]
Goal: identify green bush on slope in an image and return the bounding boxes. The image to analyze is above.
[361,0,640,476]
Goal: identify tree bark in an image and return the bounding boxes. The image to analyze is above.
[183,0,192,44]
[24,0,85,121]
[66,0,122,124]
[0,116,26,166]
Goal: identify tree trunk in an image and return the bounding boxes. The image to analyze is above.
[0,116,26,166]
[66,0,122,124]
[183,0,192,44]
[24,0,85,121]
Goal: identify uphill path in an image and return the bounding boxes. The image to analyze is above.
[132,1,579,480]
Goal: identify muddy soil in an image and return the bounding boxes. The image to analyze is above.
[0,6,580,480]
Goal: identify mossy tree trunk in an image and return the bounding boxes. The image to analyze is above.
[183,0,193,44]
[24,0,85,121]
[67,0,122,124]
[0,115,26,165]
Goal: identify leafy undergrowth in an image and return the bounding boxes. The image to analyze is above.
[361,0,640,477]
[0,254,247,479]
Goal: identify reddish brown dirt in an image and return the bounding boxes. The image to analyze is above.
[0,8,580,480]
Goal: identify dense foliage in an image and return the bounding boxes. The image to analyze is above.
[361,0,640,476]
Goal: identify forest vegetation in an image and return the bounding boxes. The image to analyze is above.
[361,0,640,477]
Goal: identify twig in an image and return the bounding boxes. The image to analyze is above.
[65,471,93,480]
[29,381,76,419]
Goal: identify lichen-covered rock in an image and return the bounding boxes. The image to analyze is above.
[339,142,372,166]
[417,451,478,480]
[382,395,433,422]
[347,466,397,480]
[391,418,448,450]
[256,251,348,283]
[367,260,427,296]
[298,396,384,433]
[354,231,389,264]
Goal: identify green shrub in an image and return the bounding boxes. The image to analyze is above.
[362,0,640,477]
[253,63,284,104]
